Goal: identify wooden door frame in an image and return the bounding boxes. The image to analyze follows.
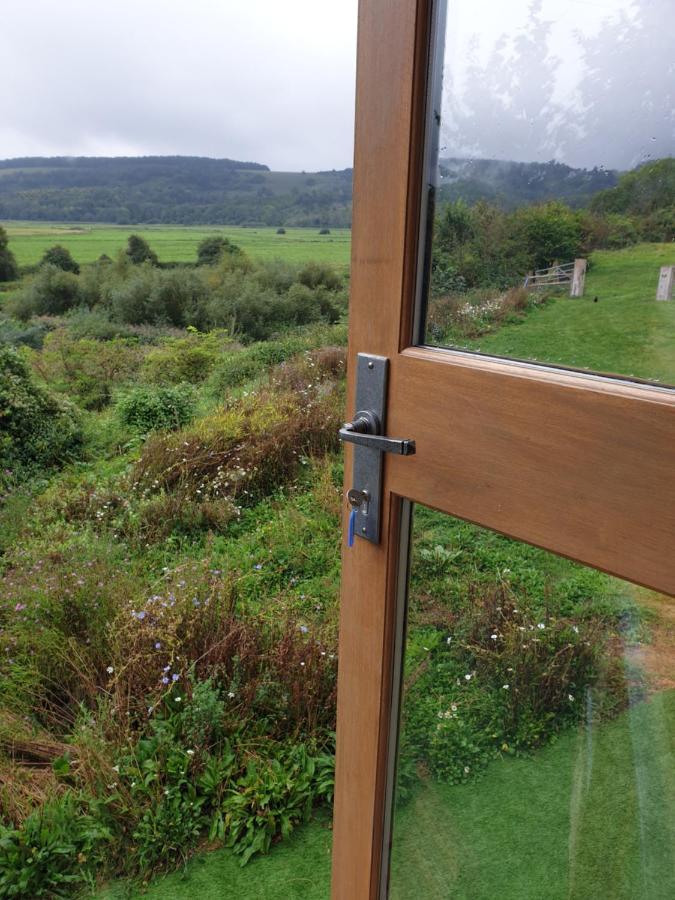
[331,1,675,897]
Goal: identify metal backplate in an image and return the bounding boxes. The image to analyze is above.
[351,353,388,542]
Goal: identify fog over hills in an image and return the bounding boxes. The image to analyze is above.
[0,155,620,227]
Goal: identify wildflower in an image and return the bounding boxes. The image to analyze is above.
[572,625,579,634]
[227,691,235,699]
[464,766,470,774]
[174,696,182,702]
[172,673,180,682]
[537,623,545,630]
[568,694,575,702]
[446,636,452,645]
[451,704,458,712]
[464,674,472,681]
[163,665,171,672]
[155,642,162,649]
[299,625,309,633]
[147,706,154,715]
[186,749,195,757]
[300,661,305,667]
[112,765,119,773]
[254,563,263,570]
[106,666,114,674]
[490,634,498,640]
[14,603,26,612]
[162,676,169,685]
[502,684,510,690]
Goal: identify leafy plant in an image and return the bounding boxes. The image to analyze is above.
[0,793,111,899]
[116,383,196,433]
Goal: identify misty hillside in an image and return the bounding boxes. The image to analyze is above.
[0,155,619,227]
[439,157,618,208]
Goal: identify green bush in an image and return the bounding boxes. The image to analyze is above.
[6,266,81,320]
[511,201,583,270]
[0,345,83,486]
[116,383,196,433]
[30,330,146,410]
[126,234,158,265]
[39,244,80,274]
[197,236,243,266]
[0,793,111,899]
[641,205,675,242]
[0,318,50,350]
[142,329,233,384]
[0,226,19,283]
[604,214,640,249]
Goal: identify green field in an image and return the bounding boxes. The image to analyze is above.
[0,222,352,269]
[454,243,675,385]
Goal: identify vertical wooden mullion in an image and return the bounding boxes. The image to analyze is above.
[331,1,432,897]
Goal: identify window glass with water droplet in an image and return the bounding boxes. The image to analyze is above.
[387,505,675,899]
[416,0,675,388]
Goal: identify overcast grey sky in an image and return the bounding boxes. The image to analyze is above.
[1,0,359,170]
[1,0,672,171]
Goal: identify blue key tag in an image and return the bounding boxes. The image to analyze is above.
[348,508,357,547]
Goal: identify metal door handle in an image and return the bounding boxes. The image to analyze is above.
[339,422,415,456]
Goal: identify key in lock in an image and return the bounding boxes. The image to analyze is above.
[346,489,370,547]
[347,488,370,511]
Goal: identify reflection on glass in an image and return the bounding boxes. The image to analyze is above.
[388,505,675,899]
[422,0,675,386]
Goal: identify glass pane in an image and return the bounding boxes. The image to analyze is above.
[388,505,675,898]
[421,0,675,387]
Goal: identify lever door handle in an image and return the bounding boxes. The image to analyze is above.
[339,425,415,456]
[339,416,416,456]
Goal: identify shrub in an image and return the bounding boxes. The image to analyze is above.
[142,329,233,384]
[276,227,286,235]
[131,378,342,518]
[0,346,82,486]
[399,581,621,789]
[318,228,330,235]
[0,318,50,350]
[511,201,583,270]
[116,384,196,433]
[0,793,111,898]
[39,244,80,274]
[126,234,158,265]
[604,214,640,249]
[0,226,19,283]
[297,262,343,292]
[6,266,81,320]
[197,236,243,266]
[641,205,675,242]
[30,331,146,409]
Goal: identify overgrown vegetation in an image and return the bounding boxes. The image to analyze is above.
[5,248,347,342]
[0,178,671,896]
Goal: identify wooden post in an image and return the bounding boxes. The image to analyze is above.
[570,258,587,297]
[656,265,674,301]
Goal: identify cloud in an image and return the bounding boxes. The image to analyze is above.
[0,0,358,170]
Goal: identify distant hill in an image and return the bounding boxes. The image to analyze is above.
[0,156,354,228]
[0,155,620,227]
[438,157,618,209]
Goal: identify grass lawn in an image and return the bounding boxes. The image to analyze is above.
[98,692,674,899]
[0,222,352,270]
[455,244,675,385]
[390,690,675,899]
[98,813,333,900]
